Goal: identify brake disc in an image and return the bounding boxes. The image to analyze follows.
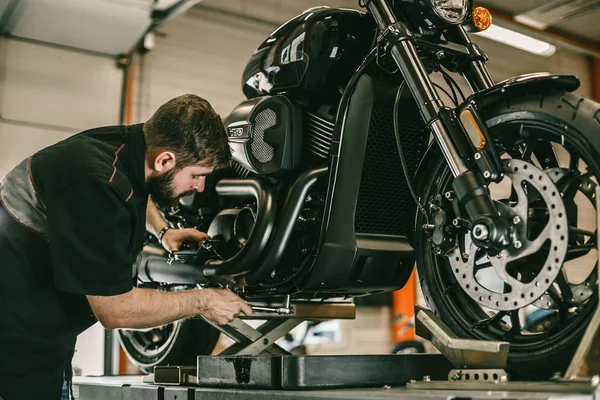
[448,159,569,311]
[533,168,597,309]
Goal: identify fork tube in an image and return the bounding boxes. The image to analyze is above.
[367,0,468,176]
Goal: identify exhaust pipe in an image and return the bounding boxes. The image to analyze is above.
[137,243,208,284]
[202,178,277,277]
[244,166,328,285]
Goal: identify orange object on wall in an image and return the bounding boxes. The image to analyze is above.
[593,57,600,103]
[392,269,416,344]
[118,55,135,376]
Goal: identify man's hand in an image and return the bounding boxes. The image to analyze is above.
[161,228,209,251]
[197,288,253,325]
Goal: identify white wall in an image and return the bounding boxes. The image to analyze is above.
[131,6,274,121]
[0,36,122,375]
[0,37,121,177]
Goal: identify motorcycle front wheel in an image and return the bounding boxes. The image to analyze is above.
[416,92,600,379]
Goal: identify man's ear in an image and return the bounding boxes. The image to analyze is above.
[153,151,177,173]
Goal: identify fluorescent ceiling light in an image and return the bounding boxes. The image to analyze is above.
[475,24,557,57]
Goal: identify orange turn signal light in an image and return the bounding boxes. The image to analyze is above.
[460,109,486,150]
[472,7,492,32]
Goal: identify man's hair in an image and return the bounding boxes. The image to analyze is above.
[143,94,231,170]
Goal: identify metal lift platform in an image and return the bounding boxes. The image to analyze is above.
[72,374,600,400]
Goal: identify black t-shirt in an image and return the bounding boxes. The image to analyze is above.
[0,124,148,400]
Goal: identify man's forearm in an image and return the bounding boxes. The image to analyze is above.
[146,197,168,238]
[87,287,205,330]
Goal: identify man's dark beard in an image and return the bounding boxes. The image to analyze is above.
[147,169,195,208]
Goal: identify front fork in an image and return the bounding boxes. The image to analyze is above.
[366,0,511,253]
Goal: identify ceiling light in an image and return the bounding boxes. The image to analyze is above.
[475,24,557,57]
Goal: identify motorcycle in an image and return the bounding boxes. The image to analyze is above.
[118,0,600,379]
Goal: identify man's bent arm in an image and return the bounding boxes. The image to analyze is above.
[145,196,209,251]
[87,287,252,329]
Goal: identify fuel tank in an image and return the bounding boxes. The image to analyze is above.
[241,6,375,101]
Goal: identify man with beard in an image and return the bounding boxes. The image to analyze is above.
[0,94,252,400]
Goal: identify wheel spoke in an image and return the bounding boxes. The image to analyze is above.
[442,282,460,297]
[522,141,535,162]
[569,155,580,170]
[546,285,563,305]
[474,261,492,273]
[510,310,522,330]
[556,171,586,204]
[533,141,560,169]
[565,242,596,262]
[547,285,570,323]
[569,226,595,237]
[556,271,574,305]
[503,310,522,340]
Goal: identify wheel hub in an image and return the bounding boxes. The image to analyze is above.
[448,159,569,311]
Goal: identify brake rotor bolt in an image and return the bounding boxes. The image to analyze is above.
[513,216,521,225]
[514,240,522,249]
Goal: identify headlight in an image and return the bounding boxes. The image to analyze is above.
[429,0,470,24]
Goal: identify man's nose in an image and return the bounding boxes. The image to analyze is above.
[192,179,205,192]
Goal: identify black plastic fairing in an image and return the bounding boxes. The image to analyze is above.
[471,73,580,109]
[241,7,375,102]
[302,74,415,293]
